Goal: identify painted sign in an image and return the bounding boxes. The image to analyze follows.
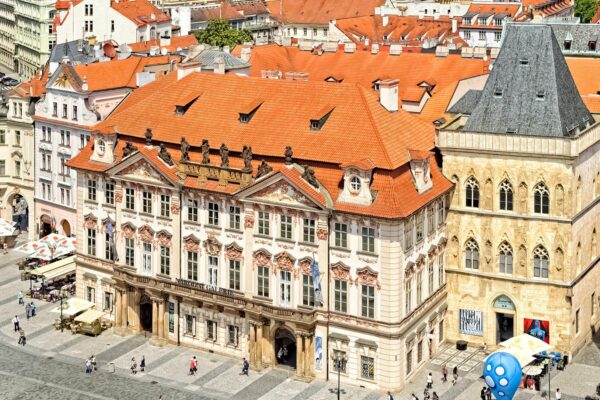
[459,309,483,336]
[311,261,323,307]
[524,318,550,344]
[315,336,323,371]
[493,295,516,311]
[169,302,175,333]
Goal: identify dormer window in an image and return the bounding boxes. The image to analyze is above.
[589,41,597,51]
[478,17,487,25]
[464,17,472,25]
[310,105,334,131]
[175,94,199,116]
[519,58,529,66]
[97,140,106,155]
[506,127,518,134]
[239,99,263,124]
[536,90,545,101]
[564,40,571,50]
[349,176,361,193]
[493,18,503,26]
[494,88,503,98]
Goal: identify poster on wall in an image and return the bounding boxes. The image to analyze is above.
[459,309,483,336]
[524,318,550,343]
[315,336,323,371]
[168,302,174,333]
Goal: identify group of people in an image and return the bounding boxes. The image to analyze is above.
[480,386,492,400]
[276,345,289,363]
[12,315,26,346]
[130,356,146,374]
[85,355,97,374]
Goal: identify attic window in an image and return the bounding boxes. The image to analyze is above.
[310,105,334,131]
[239,99,263,124]
[519,58,529,66]
[589,41,597,51]
[506,127,518,134]
[494,88,503,98]
[175,95,199,116]
[536,90,545,100]
[564,40,571,50]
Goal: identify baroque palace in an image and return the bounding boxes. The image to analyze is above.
[67,65,451,391]
[438,24,600,358]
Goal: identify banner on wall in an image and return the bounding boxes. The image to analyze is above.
[459,309,483,336]
[168,302,175,333]
[524,318,550,344]
[315,336,323,371]
[311,261,323,307]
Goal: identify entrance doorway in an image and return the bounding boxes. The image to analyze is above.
[139,303,152,332]
[39,215,53,238]
[496,313,514,344]
[274,328,296,368]
[60,220,71,237]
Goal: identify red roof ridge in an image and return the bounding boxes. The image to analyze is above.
[357,85,394,169]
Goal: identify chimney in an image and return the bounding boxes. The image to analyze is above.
[344,42,356,53]
[82,75,88,91]
[213,55,225,75]
[240,45,251,62]
[136,71,156,87]
[177,61,201,80]
[382,15,389,27]
[284,71,296,80]
[379,79,399,112]
[261,70,281,79]
[371,43,379,54]
[223,45,230,53]
[160,35,171,47]
[451,18,457,33]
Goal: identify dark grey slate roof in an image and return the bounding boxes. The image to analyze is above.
[185,45,250,71]
[462,24,593,137]
[49,40,99,64]
[448,90,482,114]
[549,23,600,54]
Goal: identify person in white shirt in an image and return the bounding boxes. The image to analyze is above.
[427,372,433,389]
[555,388,561,400]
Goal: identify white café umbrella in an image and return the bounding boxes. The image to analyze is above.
[51,237,77,258]
[0,224,16,237]
[16,240,45,255]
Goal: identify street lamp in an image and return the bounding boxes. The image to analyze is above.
[330,352,348,400]
[58,289,69,332]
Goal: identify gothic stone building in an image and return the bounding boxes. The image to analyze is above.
[438,24,600,357]
[67,67,452,391]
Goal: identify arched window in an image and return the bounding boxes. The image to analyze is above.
[533,245,549,278]
[465,177,480,208]
[499,180,513,211]
[465,239,479,269]
[533,183,549,214]
[498,242,513,273]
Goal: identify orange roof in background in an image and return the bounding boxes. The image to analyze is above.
[592,6,600,23]
[111,0,170,26]
[402,86,428,102]
[465,3,521,15]
[128,35,198,53]
[265,0,385,24]
[70,56,178,91]
[566,57,600,113]
[14,68,49,98]
[93,72,434,170]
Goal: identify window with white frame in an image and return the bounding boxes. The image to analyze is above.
[427,206,435,235]
[229,206,241,230]
[105,181,114,205]
[87,179,97,201]
[187,199,198,222]
[160,246,170,275]
[86,286,95,303]
[438,253,444,286]
[417,270,423,305]
[125,188,135,210]
[533,245,549,278]
[208,255,219,287]
[206,320,217,341]
[428,261,434,295]
[533,183,550,214]
[160,194,170,217]
[280,215,293,240]
[142,191,152,214]
[15,130,20,146]
[280,270,292,307]
[0,130,4,143]
[478,31,485,40]
[403,218,413,251]
[187,251,198,281]
[334,222,348,248]
[494,31,502,41]
[87,228,96,256]
[257,211,270,235]
[498,242,513,274]
[229,259,240,290]
[125,237,134,266]
[416,212,424,243]
[227,325,239,346]
[465,239,480,269]
[185,315,196,335]
[257,265,269,297]
[0,160,4,176]
[405,279,412,314]
[361,285,375,318]
[334,279,347,313]
[105,232,114,261]
[361,226,375,253]
[302,274,315,307]
[104,291,112,311]
[42,182,51,200]
[361,356,375,380]
[303,219,315,243]
[142,242,152,274]
[464,30,471,40]
[208,202,219,226]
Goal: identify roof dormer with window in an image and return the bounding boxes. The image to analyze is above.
[90,132,116,164]
[408,150,433,194]
[337,159,375,206]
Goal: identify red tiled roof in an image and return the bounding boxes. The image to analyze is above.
[128,35,198,53]
[191,2,244,22]
[402,86,428,102]
[111,0,170,26]
[265,0,385,25]
[592,6,600,23]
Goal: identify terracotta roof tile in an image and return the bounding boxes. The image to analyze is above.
[110,0,170,26]
[265,0,385,25]
[128,35,198,53]
[402,86,428,102]
[592,6,600,23]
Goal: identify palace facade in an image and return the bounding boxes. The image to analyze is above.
[67,67,452,391]
[438,24,600,357]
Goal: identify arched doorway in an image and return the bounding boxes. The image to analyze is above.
[493,295,516,344]
[39,214,53,238]
[60,220,71,237]
[139,294,152,332]
[274,327,296,368]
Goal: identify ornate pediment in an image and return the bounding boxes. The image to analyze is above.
[111,156,174,187]
[246,179,319,209]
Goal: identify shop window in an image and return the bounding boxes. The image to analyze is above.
[361,356,375,380]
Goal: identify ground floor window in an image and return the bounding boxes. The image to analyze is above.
[206,320,217,341]
[439,321,444,343]
[417,340,423,363]
[86,286,95,303]
[406,349,413,375]
[103,291,112,311]
[227,325,238,346]
[360,356,375,380]
[185,315,196,336]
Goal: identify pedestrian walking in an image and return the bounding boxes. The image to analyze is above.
[386,391,394,400]
[240,358,249,376]
[85,358,92,374]
[189,357,196,375]
[423,388,430,400]
[486,387,492,400]
[452,366,458,385]
[427,372,433,389]
[555,388,561,400]
[480,386,486,400]
[18,328,25,346]
[130,357,137,375]
[432,392,439,400]
[17,290,24,305]
[140,355,146,372]
[411,393,419,400]
[12,315,19,332]
[441,365,448,382]
[25,303,31,320]
[91,355,97,371]
[30,302,36,317]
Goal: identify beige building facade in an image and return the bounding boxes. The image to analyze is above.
[438,24,600,358]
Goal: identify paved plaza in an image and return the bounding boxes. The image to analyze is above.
[0,243,598,399]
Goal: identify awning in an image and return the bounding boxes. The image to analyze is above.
[74,309,105,324]
[51,298,95,318]
[494,333,552,366]
[30,255,75,280]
